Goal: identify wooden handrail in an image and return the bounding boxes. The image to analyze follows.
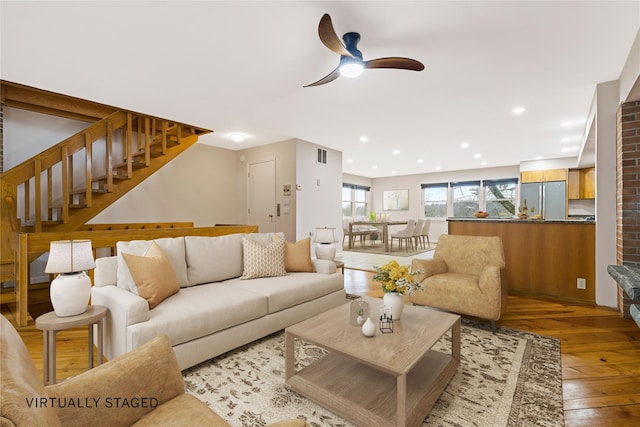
[1,111,128,185]
[13,225,259,327]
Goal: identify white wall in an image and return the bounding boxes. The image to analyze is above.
[3,108,89,169]
[296,140,342,247]
[91,144,239,226]
[368,165,520,241]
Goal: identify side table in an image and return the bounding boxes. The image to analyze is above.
[35,305,108,385]
[334,260,345,274]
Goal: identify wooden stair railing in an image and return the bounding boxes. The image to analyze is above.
[1,107,211,326]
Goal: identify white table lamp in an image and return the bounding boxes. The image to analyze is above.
[45,240,95,317]
[314,227,338,261]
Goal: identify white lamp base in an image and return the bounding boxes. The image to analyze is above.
[50,272,91,317]
[315,244,336,261]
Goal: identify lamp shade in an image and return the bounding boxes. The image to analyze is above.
[314,227,338,244]
[45,240,95,274]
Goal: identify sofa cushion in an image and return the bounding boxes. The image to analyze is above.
[244,232,285,246]
[228,272,344,314]
[127,284,268,349]
[240,236,287,279]
[285,238,314,272]
[122,242,180,309]
[185,234,244,286]
[117,237,188,293]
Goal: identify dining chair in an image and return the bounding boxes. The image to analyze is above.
[390,219,415,252]
[413,219,426,249]
[421,219,432,248]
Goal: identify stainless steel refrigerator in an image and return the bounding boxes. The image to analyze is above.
[520,181,566,220]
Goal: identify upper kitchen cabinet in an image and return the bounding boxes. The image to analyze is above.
[520,168,568,183]
[568,167,595,199]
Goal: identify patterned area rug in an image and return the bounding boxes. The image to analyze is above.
[184,318,563,427]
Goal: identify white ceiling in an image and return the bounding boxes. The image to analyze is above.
[1,1,639,178]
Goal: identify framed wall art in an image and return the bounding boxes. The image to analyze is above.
[383,189,409,211]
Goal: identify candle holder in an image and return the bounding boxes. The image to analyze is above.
[379,313,394,333]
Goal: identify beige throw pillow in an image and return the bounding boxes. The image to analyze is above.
[240,236,287,279]
[285,237,314,272]
[122,242,180,309]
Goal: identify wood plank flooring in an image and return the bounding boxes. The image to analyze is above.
[3,268,640,426]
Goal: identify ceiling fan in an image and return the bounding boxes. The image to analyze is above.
[304,14,425,87]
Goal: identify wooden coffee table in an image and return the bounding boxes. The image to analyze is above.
[285,296,460,427]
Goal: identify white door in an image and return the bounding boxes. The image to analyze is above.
[247,160,276,233]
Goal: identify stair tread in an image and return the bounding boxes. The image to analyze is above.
[114,160,147,169]
[70,188,110,195]
[93,173,129,182]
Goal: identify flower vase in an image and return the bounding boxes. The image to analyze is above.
[383,292,404,320]
[361,317,376,337]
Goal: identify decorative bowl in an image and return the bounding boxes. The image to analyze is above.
[474,211,489,218]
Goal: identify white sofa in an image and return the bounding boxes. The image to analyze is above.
[91,232,345,370]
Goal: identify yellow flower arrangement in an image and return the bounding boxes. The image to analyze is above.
[372,260,424,295]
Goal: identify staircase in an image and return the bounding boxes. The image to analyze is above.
[0,81,212,325]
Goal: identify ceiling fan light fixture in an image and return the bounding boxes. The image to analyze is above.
[339,62,364,78]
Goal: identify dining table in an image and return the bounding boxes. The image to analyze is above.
[348,220,408,252]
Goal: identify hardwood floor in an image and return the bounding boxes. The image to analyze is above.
[3,268,640,426]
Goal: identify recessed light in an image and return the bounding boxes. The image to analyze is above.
[535,156,543,160]
[392,171,397,174]
[347,159,353,163]
[417,159,424,163]
[360,136,368,142]
[228,133,247,143]
[481,161,488,166]
[461,143,470,148]
[561,137,572,143]
[435,166,441,170]
[392,150,400,155]
[561,121,571,127]
[512,106,526,115]
[372,165,378,169]
[473,153,482,159]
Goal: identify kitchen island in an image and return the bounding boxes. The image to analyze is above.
[448,218,595,303]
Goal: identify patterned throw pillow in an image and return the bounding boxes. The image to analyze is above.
[240,236,287,279]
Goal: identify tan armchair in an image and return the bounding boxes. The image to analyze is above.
[0,315,307,427]
[410,234,507,330]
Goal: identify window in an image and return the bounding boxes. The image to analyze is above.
[421,183,448,218]
[484,179,518,218]
[451,181,480,217]
[342,183,370,218]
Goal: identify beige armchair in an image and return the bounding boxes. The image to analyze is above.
[410,234,507,331]
[0,315,307,427]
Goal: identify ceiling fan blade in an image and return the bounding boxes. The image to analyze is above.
[318,14,353,57]
[365,57,425,71]
[303,66,341,87]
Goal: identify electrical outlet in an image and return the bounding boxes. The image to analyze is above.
[577,278,586,289]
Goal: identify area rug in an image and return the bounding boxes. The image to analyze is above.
[183,319,564,427]
[343,242,434,257]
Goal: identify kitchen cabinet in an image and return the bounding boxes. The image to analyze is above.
[448,219,595,303]
[568,167,595,199]
[520,168,567,183]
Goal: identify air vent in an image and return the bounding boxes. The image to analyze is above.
[317,148,327,165]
